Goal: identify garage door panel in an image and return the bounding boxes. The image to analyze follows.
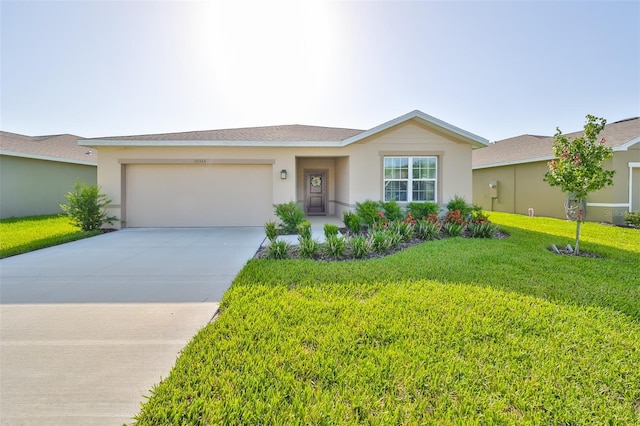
[126,164,272,227]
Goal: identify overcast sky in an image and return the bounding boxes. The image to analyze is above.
[1,0,638,141]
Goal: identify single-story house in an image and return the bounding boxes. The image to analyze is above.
[472,117,640,225]
[0,131,97,218]
[79,110,488,228]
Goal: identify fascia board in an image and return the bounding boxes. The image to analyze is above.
[78,140,344,148]
[613,136,640,151]
[473,155,554,169]
[0,150,97,166]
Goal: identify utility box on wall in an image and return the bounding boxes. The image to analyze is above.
[488,181,498,199]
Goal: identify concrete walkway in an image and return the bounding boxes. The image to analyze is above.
[0,227,265,425]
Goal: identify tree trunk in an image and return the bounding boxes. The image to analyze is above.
[575,220,581,255]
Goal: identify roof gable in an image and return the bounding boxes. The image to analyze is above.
[342,110,488,148]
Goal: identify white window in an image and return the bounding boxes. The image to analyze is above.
[383,156,437,202]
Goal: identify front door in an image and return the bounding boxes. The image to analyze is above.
[306,171,326,215]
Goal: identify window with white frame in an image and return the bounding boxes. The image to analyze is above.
[383,156,437,202]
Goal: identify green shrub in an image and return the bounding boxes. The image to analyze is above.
[264,221,279,242]
[446,195,472,220]
[274,202,304,234]
[444,209,466,237]
[323,223,339,239]
[349,235,372,259]
[407,201,440,220]
[297,221,312,240]
[468,209,496,238]
[469,221,498,238]
[60,181,117,231]
[371,229,392,254]
[391,220,414,242]
[625,211,640,228]
[266,240,290,259]
[380,200,404,222]
[323,235,346,259]
[416,217,442,240]
[342,211,362,235]
[297,236,319,259]
[355,200,381,228]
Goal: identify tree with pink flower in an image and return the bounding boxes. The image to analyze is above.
[544,115,615,254]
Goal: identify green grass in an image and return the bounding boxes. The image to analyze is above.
[135,213,640,425]
[0,214,101,258]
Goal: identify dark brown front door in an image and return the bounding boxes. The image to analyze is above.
[306,172,326,214]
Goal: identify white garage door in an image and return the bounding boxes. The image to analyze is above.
[126,164,273,227]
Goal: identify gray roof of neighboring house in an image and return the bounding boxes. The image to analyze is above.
[84,124,365,142]
[473,117,640,169]
[0,131,97,165]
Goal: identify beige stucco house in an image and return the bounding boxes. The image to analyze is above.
[0,132,97,218]
[472,117,640,225]
[79,110,488,228]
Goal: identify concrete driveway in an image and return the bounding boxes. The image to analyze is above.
[0,227,265,425]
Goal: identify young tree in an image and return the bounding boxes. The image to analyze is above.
[544,115,615,254]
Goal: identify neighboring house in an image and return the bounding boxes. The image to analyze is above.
[0,132,97,219]
[79,110,488,228]
[472,117,640,226]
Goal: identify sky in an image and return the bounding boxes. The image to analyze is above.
[1,0,638,142]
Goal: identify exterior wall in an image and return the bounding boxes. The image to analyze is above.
[94,120,476,227]
[343,121,473,208]
[0,155,97,218]
[473,148,640,225]
[334,156,350,218]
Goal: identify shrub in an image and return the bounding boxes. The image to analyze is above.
[447,195,472,220]
[274,202,304,234]
[342,211,362,235]
[625,211,640,228]
[60,181,117,231]
[416,217,441,240]
[444,209,466,237]
[380,200,404,222]
[323,235,346,259]
[371,229,393,254]
[323,223,340,239]
[407,201,440,220]
[372,211,389,229]
[349,235,372,259]
[264,221,279,242]
[355,200,381,228]
[391,220,414,242]
[469,221,498,238]
[297,236,320,259]
[297,221,312,240]
[266,240,290,259]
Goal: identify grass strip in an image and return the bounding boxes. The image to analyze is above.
[0,214,100,258]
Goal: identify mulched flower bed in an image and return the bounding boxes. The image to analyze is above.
[254,228,509,261]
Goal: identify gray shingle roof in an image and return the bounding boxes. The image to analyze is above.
[84,124,365,142]
[0,132,96,164]
[473,117,640,168]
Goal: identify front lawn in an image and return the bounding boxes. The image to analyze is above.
[135,213,640,425]
[0,214,101,258]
